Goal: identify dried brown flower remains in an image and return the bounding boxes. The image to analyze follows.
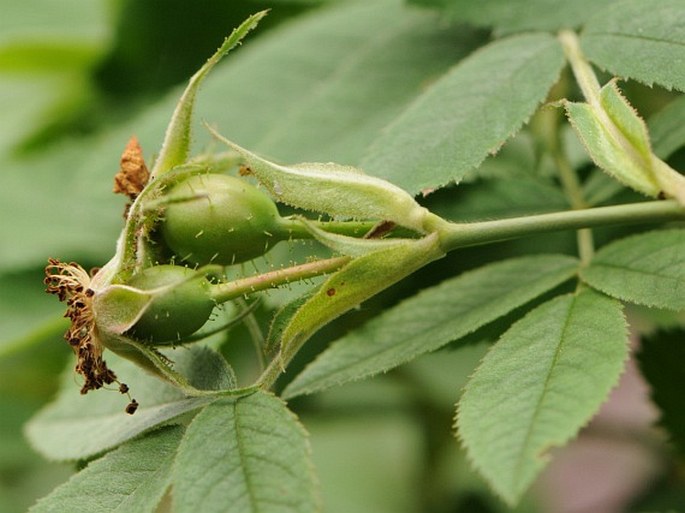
[44,259,137,413]
[113,136,150,201]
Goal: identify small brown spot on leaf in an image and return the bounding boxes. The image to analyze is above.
[239,164,253,176]
[326,288,336,297]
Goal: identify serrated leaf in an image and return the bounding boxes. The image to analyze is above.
[361,33,564,195]
[279,234,444,363]
[410,0,619,35]
[25,346,232,461]
[582,0,685,92]
[457,289,628,505]
[638,328,685,455]
[173,393,320,513]
[283,255,578,398]
[29,426,182,513]
[580,229,685,310]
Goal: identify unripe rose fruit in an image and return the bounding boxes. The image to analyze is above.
[126,265,214,343]
[160,174,287,265]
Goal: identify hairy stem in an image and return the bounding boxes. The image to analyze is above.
[209,256,351,303]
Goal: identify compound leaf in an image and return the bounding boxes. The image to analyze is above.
[457,289,628,505]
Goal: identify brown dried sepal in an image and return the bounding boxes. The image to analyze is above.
[114,136,149,201]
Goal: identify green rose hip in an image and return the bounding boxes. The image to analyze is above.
[126,265,215,343]
[160,173,290,265]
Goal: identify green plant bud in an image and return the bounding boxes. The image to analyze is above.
[161,173,288,265]
[126,265,215,343]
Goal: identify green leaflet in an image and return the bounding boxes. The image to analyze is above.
[582,0,685,92]
[25,347,231,461]
[149,11,267,179]
[565,81,685,203]
[456,289,628,505]
[283,255,579,398]
[173,393,320,513]
[409,0,619,34]
[580,229,685,310]
[29,426,182,513]
[212,133,431,233]
[361,33,564,195]
[278,234,444,363]
[638,328,685,456]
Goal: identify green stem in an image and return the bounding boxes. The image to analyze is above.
[209,255,351,303]
[549,109,595,264]
[558,30,601,104]
[434,200,685,252]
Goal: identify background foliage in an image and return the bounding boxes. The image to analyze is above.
[2,1,685,512]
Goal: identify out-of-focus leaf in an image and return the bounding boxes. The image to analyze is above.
[173,393,320,513]
[410,0,619,34]
[582,0,685,92]
[150,11,267,179]
[283,255,578,398]
[638,328,685,456]
[430,177,567,222]
[457,289,628,505]
[25,346,232,461]
[0,0,107,47]
[580,229,685,310]
[28,426,182,513]
[198,0,482,164]
[361,33,564,194]
[649,95,685,159]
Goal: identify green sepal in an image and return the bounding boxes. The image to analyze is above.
[278,233,444,362]
[150,11,268,179]
[209,128,431,233]
[565,80,685,203]
[92,284,152,335]
[297,218,411,257]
